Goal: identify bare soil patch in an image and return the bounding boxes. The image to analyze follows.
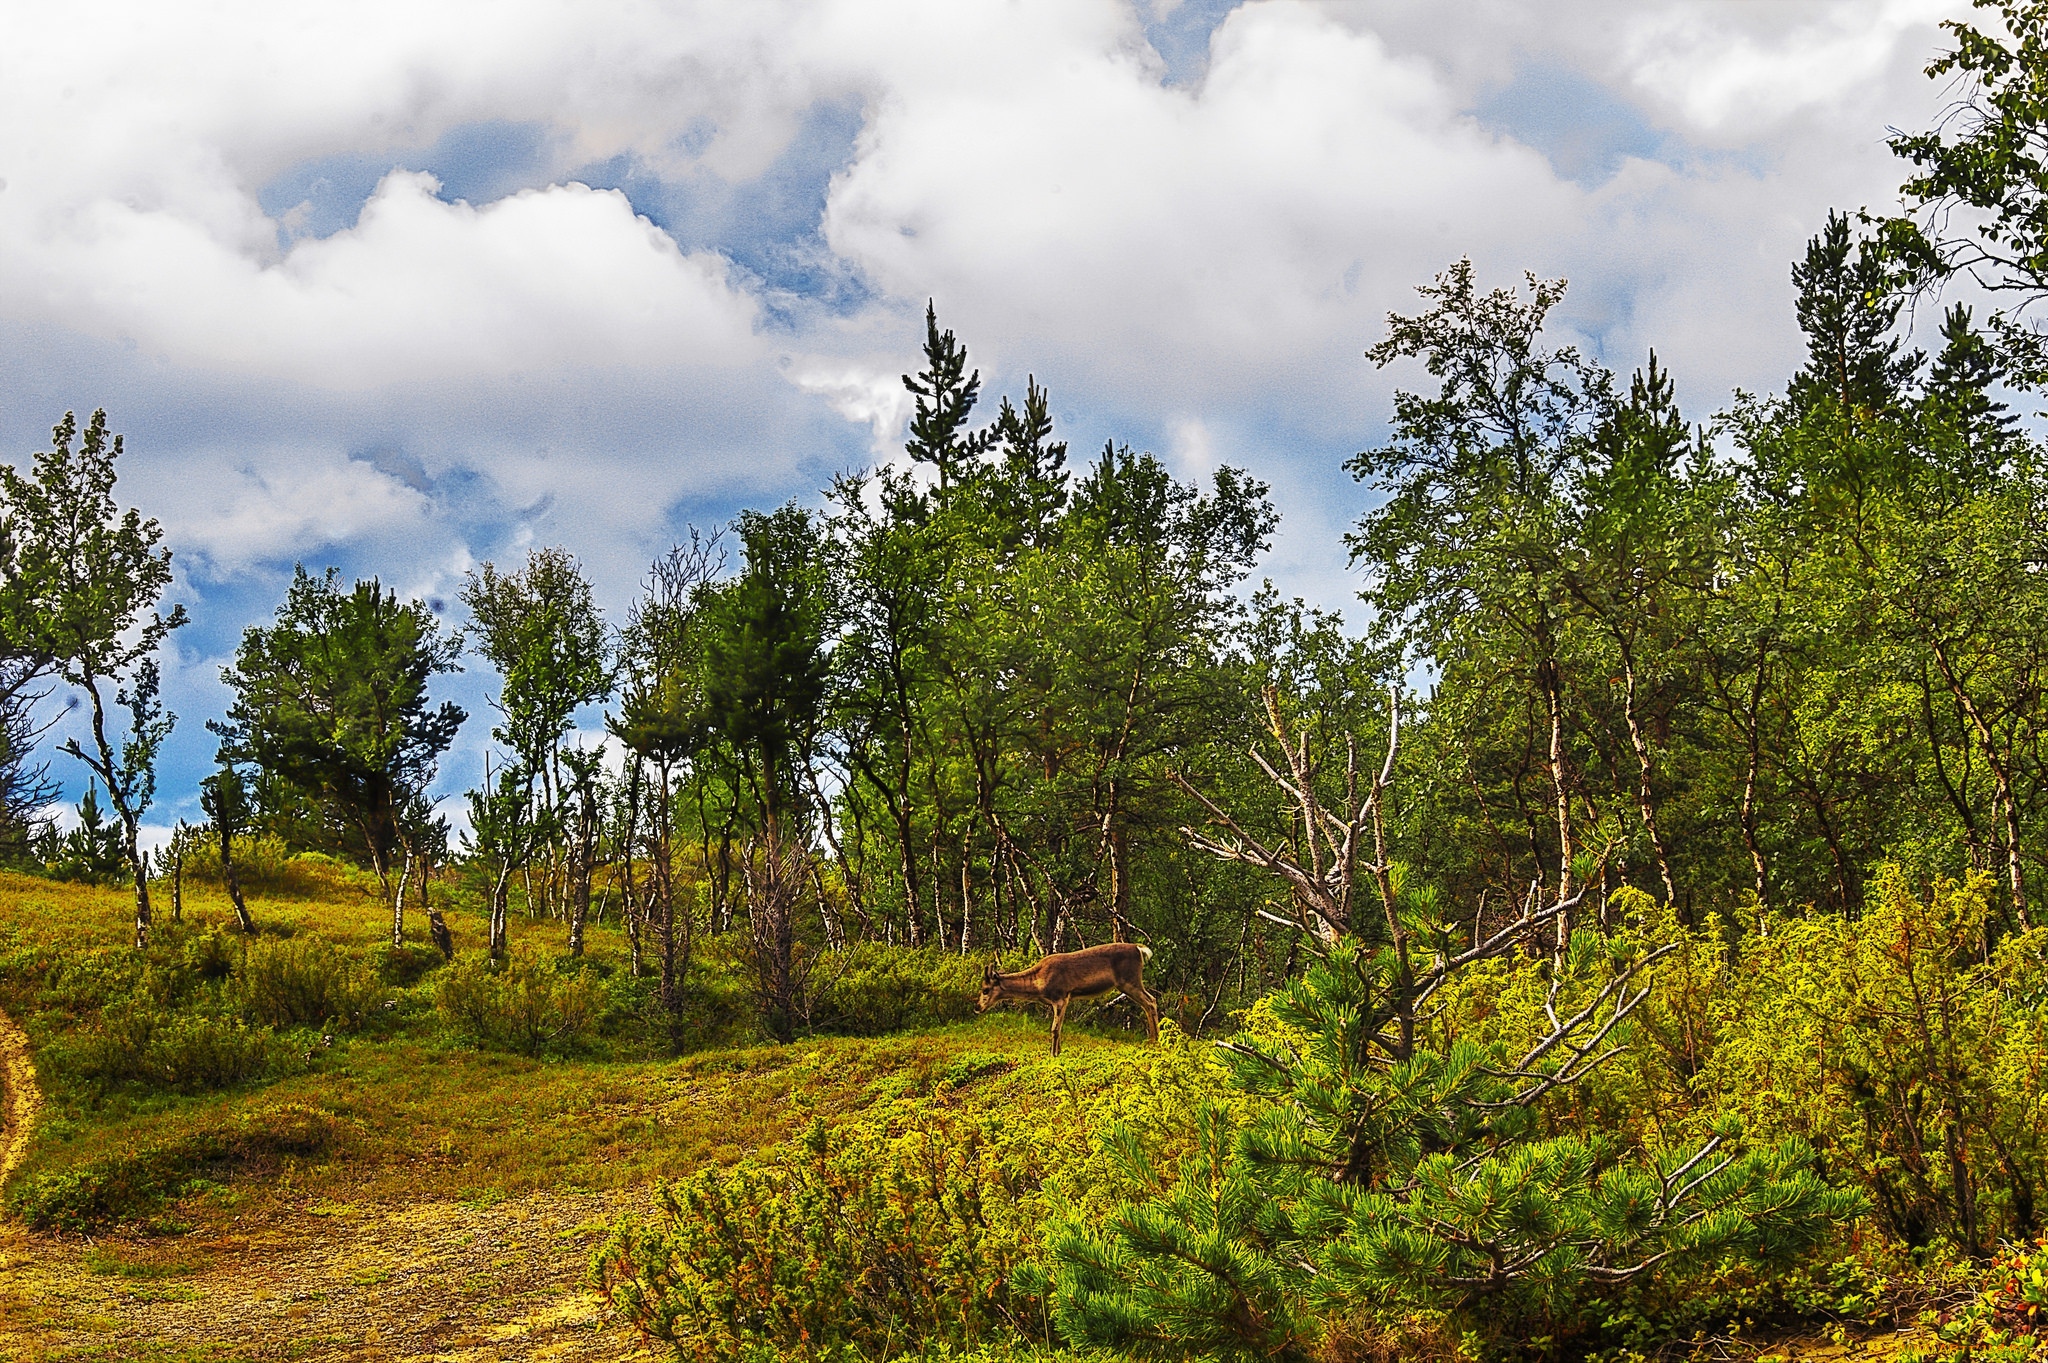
[0,1186,651,1362]
[0,1006,40,1189]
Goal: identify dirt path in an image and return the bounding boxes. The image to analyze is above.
[0,1187,654,1362]
[0,1009,653,1361]
[0,1005,40,1189]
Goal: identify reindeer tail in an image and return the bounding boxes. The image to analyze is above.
[1137,944,1153,963]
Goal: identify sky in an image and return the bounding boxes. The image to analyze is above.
[0,0,1978,843]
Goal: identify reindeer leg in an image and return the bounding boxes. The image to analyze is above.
[1050,997,1067,1056]
[1136,983,1160,1044]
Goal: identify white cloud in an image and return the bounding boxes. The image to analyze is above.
[788,358,916,455]
[1614,0,1956,141]
[0,0,1993,812]
[9,171,763,388]
[820,1,1576,407]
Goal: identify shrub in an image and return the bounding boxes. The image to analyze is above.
[374,942,442,987]
[1701,870,2048,1256]
[1910,1236,2048,1362]
[8,1100,346,1230]
[235,936,382,1031]
[64,1002,274,1097]
[435,948,601,1056]
[596,1103,1052,1360]
[810,943,985,1035]
[180,929,237,982]
[1046,935,1865,1361]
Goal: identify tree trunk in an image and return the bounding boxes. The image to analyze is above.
[623,757,645,979]
[1738,655,1769,911]
[1931,638,2030,931]
[220,822,254,933]
[423,856,454,960]
[170,846,182,922]
[1109,825,1132,942]
[568,778,597,958]
[1540,653,1574,954]
[1621,655,1677,907]
[391,848,410,950]
[958,830,973,955]
[130,850,152,950]
[490,863,511,961]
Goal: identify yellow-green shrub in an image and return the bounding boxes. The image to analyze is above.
[235,936,383,1031]
[435,948,601,1056]
[810,943,985,1035]
[1702,869,2048,1255]
[9,1100,347,1230]
[67,1003,274,1095]
[597,1103,1053,1361]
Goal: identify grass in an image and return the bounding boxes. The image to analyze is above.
[0,861,1159,1236]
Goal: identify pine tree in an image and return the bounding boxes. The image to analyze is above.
[1787,211,1919,419]
[902,302,992,491]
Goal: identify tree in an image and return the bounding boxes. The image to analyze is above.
[460,546,612,927]
[612,530,726,1027]
[1880,0,2048,384]
[48,783,130,885]
[199,761,256,933]
[219,567,464,943]
[2,411,186,946]
[463,756,539,962]
[1348,261,1612,916]
[902,301,991,492]
[703,504,829,1041]
[1786,211,1920,424]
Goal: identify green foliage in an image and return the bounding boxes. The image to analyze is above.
[234,935,383,1032]
[1916,1236,2048,1361]
[218,565,464,879]
[460,545,612,768]
[1,409,187,921]
[67,1003,274,1095]
[1698,870,2048,1256]
[1047,938,1865,1360]
[7,1100,346,1231]
[46,783,131,885]
[434,947,602,1056]
[597,1103,1053,1362]
[810,943,985,1035]
[1880,0,2048,385]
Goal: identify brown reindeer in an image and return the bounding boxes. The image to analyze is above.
[977,942,1160,1056]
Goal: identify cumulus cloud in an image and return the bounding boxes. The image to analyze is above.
[821,1,1575,406]
[0,0,1990,808]
[10,171,762,388]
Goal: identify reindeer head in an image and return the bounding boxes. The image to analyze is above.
[976,957,1004,1013]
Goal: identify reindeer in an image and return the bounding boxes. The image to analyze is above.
[977,942,1160,1056]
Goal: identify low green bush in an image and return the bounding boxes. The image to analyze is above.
[596,1103,1053,1361]
[1894,1236,2048,1362]
[809,943,984,1036]
[68,1004,274,1096]
[8,1100,347,1230]
[374,942,443,987]
[235,936,382,1031]
[435,948,601,1056]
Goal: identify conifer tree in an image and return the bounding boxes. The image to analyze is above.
[1787,210,1919,420]
[902,302,991,492]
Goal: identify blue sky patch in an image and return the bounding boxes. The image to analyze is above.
[257,120,557,245]
[1475,63,1673,186]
